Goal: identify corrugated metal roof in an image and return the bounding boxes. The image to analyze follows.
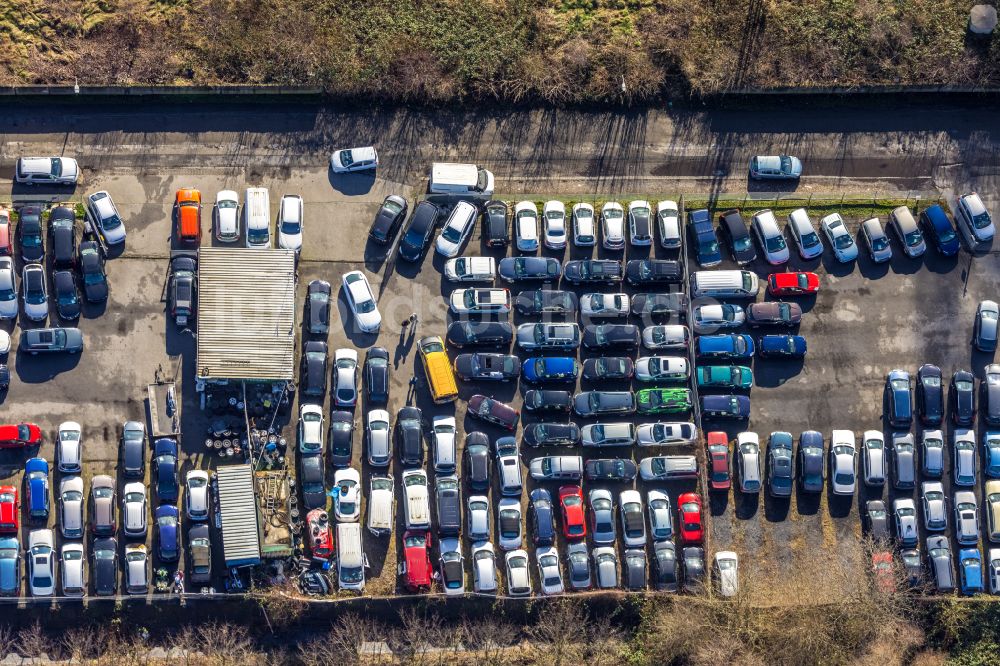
[196,247,297,382]
[216,464,261,565]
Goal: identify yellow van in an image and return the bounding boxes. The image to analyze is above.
[418,335,458,403]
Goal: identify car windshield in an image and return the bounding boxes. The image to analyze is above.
[765,233,786,252]
[442,222,464,243]
[904,230,922,246]
[247,226,269,244]
[188,476,207,489]
[834,473,853,485]
[403,474,425,488]
[872,236,889,251]
[733,235,752,251]
[280,218,300,234]
[956,380,974,391]
[95,549,115,560]
[157,515,177,527]
[891,378,909,391]
[700,239,719,255]
[802,232,820,247]
[923,375,942,387]
[973,211,992,229]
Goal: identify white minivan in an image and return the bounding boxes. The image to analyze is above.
[429,162,495,196]
[337,522,366,591]
[689,270,760,299]
[402,469,431,530]
[244,187,271,248]
[367,474,394,537]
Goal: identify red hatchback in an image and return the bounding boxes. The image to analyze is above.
[706,431,731,491]
[0,423,42,448]
[767,271,819,296]
[677,492,703,545]
[0,486,17,534]
[403,530,433,593]
[558,485,587,540]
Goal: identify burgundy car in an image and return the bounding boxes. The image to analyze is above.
[467,394,520,431]
[745,301,802,328]
[706,431,731,491]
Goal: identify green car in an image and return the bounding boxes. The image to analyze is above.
[696,365,753,390]
[635,388,693,414]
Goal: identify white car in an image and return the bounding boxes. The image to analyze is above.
[751,209,789,265]
[60,542,85,597]
[580,292,629,318]
[714,551,739,598]
[298,404,325,454]
[330,146,378,173]
[572,203,597,246]
[28,529,55,597]
[0,257,17,319]
[922,481,948,531]
[333,348,359,407]
[472,541,498,593]
[366,409,392,467]
[620,490,646,547]
[536,546,564,595]
[432,415,457,473]
[122,482,148,538]
[333,468,361,522]
[829,430,857,496]
[505,549,532,597]
[628,200,653,246]
[514,201,539,252]
[590,488,616,545]
[214,190,240,242]
[443,257,495,282]
[647,489,673,540]
[85,191,126,245]
[693,304,745,333]
[786,208,823,259]
[495,438,523,497]
[341,270,381,333]
[592,546,620,589]
[953,428,977,486]
[893,497,919,546]
[125,543,148,595]
[497,498,523,551]
[466,495,491,542]
[635,356,689,382]
[543,200,568,250]
[601,202,626,250]
[449,288,510,315]
[642,324,690,350]
[277,194,304,251]
[820,213,858,262]
[954,491,980,545]
[636,422,697,447]
[21,263,48,321]
[402,469,430,530]
[57,421,82,473]
[989,548,1000,594]
[16,156,79,185]
[185,470,210,521]
[435,201,478,257]
[439,537,465,596]
[59,476,85,539]
[657,200,682,249]
[956,192,994,246]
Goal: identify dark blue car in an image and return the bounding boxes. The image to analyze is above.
[700,394,751,420]
[886,369,912,428]
[522,357,579,383]
[24,457,49,521]
[688,209,722,267]
[153,438,179,502]
[919,205,960,256]
[155,504,180,562]
[758,334,807,359]
[528,488,556,547]
[696,334,754,360]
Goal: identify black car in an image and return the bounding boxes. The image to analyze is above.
[79,241,109,302]
[523,422,580,447]
[719,209,757,264]
[446,321,513,348]
[328,410,354,468]
[631,293,688,317]
[153,438,179,502]
[951,370,976,426]
[523,389,572,413]
[299,453,326,509]
[52,270,80,320]
[582,324,640,350]
[916,363,944,426]
[581,357,634,382]
[18,204,44,262]
[624,549,647,591]
[300,341,328,397]
[514,289,578,317]
[368,194,408,244]
[563,259,623,285]
[49,206,77,269]
[529,488,556,547]
[682,546,705,593]
[573,390,635,417]
[435,475,462,537]
[453,353,519,382]
[483,200,509,247]
[121,423,146,478]
[652,541,679,591]
[983,366,1000,426]
[92,537,118,596]
[396,406,424,466]
[364,347,390,403]
[397,201,440,262]
[797,431,824,493]
[306,280,332,335]
[169,254,195,325]
[464,431,491,491]
[497,256,561,284]
[584,458,638,482]
[625,259,682,286]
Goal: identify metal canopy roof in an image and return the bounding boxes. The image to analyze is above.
[196,247,296,382]
[216,464,261,566]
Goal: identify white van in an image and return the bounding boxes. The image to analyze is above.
[244,187,271,248]
[690,270,760,299]
[336,522,366,591]
[429,162,495,196]
[402,469,431,530]
[367,474,394,537]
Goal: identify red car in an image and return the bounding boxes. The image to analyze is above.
[0,423,42,448]
[558,485,586,540]
[0,486,17,534]
[871,551,895,593]
[677,492,703,545]
[706,431,731,491]
[306,509,333,561]
[767,271,819,296]
[403,530,433,593]
[467,394,520,431]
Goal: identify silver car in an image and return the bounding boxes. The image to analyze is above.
[122,482,148,538]
[954,429,977,486]
[647,490,673,541]
[589,489,616,545]
[58,476,84,539]
[60,542,86,597]
[893,497,918,547]
[819,213,858,263]
[921,481,948,531]
[592,546,620,589]
[466,495,490,542]
[57,421,82,473]
[861,430,885,487]
[185,470,210,521]
[566,541,592,590]
[954,491,980,545]
[21,263,48,321]
[861,218,892,263]
[366,409,391,467]
[0,257,17,319]
[787,208,823,260]
[956,192,994,246]
[751,209,789,265]
[890,206,926,258]
[125,544,148,595]
[921,429,945,477]
[656,200,681,249]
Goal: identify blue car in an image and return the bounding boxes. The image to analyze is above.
[886,369,912,429]
[0,536,19,595]
[155,505,180,562]
[154,438,179,502]
[959,548,983,596]
[688,209,722,267]
[919,205,961,256]
[758,334,807,359]
[696,334,754,360]
[522,357,579,383]
[24,458,49,521]
[700,394,751,420]
[984,431,1000,478]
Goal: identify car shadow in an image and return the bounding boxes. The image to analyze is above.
[752,357,805,388]
[856,248,891,280]
[335,286,380,349]
[888,251,923,276]
[923,248,960,275]
[763,492,791,522]
[827,489,854,518]
[707,490,729,517]
[13,348,82,382]
[328,170,376,196]
[794,488,821,516]
[820,252,856,278]
[732,491,759,520]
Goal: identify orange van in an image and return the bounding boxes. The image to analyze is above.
[175,188,202,244]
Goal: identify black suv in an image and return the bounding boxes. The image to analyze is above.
[483,200,509,247]
[397,201,440,262]
[49,205,77,269]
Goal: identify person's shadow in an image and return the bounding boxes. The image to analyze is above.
[393,321,419,368]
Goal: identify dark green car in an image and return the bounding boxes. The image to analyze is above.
[696,365,753,390]
[636,388,692,415]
